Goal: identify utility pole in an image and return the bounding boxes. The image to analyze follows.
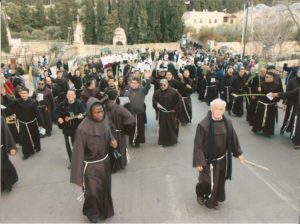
[241,0,249,60]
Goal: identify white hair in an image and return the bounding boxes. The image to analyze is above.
[210,98,226,109]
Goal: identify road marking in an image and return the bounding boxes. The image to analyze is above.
[165,175,184,218]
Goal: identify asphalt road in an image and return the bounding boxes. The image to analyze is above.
[1,86,299,223]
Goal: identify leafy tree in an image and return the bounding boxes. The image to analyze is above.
[19,0,32,28]
[32,1,47,29]
[5,2,23,32]
[1,15,11,53]
[47,6,58,26]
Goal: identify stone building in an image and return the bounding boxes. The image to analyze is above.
[113,26,127,46]
[182,9,237,32]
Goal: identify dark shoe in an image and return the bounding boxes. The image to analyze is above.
[88,217,98,223]
[46,132,52,137]
[294,145,300,150]
[35,148,41,153]
[23,154,30,160]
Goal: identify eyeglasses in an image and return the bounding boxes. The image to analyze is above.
[38,83,45,85]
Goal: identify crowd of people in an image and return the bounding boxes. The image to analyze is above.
[1,45,299,222]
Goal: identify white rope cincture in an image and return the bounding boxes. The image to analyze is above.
[19,118,37,148]
[207,154,225,198]
[291,115,297,139]
[132,115,138,144]
[126,148,131,164]
[204,84,216,99]
[181,97,191,122]
[257,101,276,127]
[225,86,230,104]
[77,154,109,202]
[282,105,294,133]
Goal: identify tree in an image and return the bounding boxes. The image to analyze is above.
[83,0,97,44]
[58,0,74,41]
[4,2,23,32]
[32,1,47,29]
[128,0,148,44]
[117,0,129,34]
[167,0,185,41]
[19,0,32,28]
[253,11,296,60]
[101,11,119,43]
[47,5,58,26]
[96,0,107,42]
[146,0,161,42]
[1,15,11,53]
[286,3,300,43]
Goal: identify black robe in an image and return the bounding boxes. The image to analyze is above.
[280,77,300,134]
[106,101,135,172]
[153,87,180,146]
[69,74,83,99]
[52,78,69,104]
[219,74,233,110]
[246,75,264,122]
[1,116,18,191]
[32,87,55,135]
[193,113,242,208]
[3,98,44,156]
[230,74,248,117]
[178,78,194,123]
[70,98,114,220]
[279,86,300,147]
[205,72,218,105]
[251,81,282,136]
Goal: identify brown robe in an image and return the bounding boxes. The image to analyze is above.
[70,97,114,220]
[106,100,135,172]
[1,116,18,191]
[153,87,180,146]
[193,112,243,208]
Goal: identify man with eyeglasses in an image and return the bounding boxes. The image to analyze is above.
[32,79,55,137]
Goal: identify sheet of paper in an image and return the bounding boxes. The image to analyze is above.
[119,97,130,106]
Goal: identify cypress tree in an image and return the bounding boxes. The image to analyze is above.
[58,0,74,41]
[1,15,11,53]
[102,10,118,43]
[83,0,97,44]
[96,0,106,42]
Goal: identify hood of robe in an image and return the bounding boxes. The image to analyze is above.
[78,97,111,136]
